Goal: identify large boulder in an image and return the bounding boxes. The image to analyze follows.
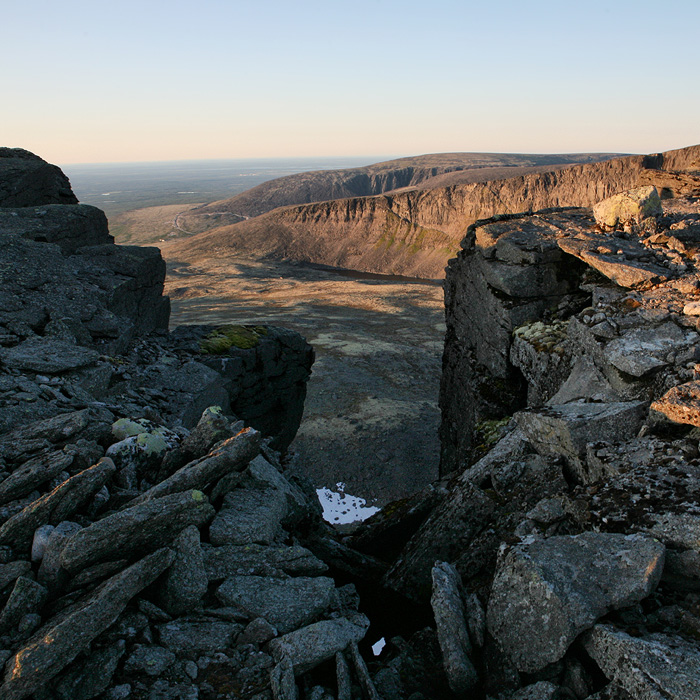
[592,186,662,231]
[584,624,700,700]
[486,532,665,672]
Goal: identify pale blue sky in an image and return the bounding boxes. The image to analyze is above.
[3,0,698,163]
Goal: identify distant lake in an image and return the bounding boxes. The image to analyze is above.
[62,157,391,217]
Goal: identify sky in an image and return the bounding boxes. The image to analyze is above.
[3,0,699,164]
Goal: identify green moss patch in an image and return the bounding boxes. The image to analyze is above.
[200,325,268,354]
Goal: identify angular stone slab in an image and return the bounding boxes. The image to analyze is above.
[0,458,116,548]
[0,450,74,505]
[430,562,477,693]
[209,486,287,546]
[216,575,334,634]
[204,543,327,580]
[0,577,48,634]
[583,624,700,700]
[515,402,647,483]
[268,614,370,675]
[157,525,207,616]
[133,427,261,503]
[157,619,242,655]
[0,204,112,253]
[0,548,174,700]
[604,322,695,378]
[0,561,32,593]
[486,532,665,673]
[558,233,668,288]
[0,338,100,374]
[60,489,215,573]
[651,380,700,427]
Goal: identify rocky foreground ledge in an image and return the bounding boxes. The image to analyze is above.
[5,146,700,700]
[349,179,700,698]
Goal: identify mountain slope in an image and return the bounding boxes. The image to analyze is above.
[177,152,625,233]
[165,145,700,279]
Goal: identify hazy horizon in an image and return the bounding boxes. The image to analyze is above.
[4,0,699,164]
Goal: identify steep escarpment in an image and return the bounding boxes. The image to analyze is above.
[182,152,623,224]
[168,144,700,279]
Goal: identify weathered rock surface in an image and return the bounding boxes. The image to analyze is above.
[0,148,77,207]
[268,614,370,674]
[59,489,215,573]
[486,532,665,672]
[592,185,662,231]
[216,574,335,633]
[430,561,477,693]
[1,548,173,700]
[584,624,700,700]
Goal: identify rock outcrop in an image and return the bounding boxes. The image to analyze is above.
[166,144,700,279]
[0,150,383,700]
[352,185,700,698]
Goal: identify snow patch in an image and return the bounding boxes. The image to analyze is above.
[316,482,380,524]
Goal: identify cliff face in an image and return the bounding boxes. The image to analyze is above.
[170,145,700,279]
[0,148,313,447]
[185,152,624,221]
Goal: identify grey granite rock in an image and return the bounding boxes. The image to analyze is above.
[583,624,700,700]
[0,561,31,592]
[123,645,176,676]
[486,532,665,672]
[0,457,116,548]
[515,402,647,483]
[216,575,334,634]
[54,640,125,700]
[268,614,370,675]
[0,204,112,253]
[430,561,477,693]
[133,427,261,503]
[37,520,82,587]
[204,543,327,580]
[60,489,215,573]
[0,148,77,207]
[0,576,47,634]
[157,619,242,655]
[0,450,74,505]
[157,525,207,616]
[0,548,173,700]
[0,338,100,374]
[209,485,287,546]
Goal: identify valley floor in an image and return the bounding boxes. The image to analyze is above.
[163,254,445,506]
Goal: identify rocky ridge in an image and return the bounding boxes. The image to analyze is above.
[6,146,700,700]
[165,145,700,279]
[347,183,700,698]
[0,150,394,700]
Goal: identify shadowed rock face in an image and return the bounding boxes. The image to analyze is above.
[0,148,78,207]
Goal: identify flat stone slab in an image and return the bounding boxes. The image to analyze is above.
[515,401,647,483]
[583,624,700,700]
[209,486,287,546]
[204,543,327,580]
[651,380,700,427]
[216,575,335,634]
[604,322,696,378]
[0,338,99,374]
[268,614,369,675]
[558,232,668,288]
[157,619,242,655]
[486,532,665,673]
